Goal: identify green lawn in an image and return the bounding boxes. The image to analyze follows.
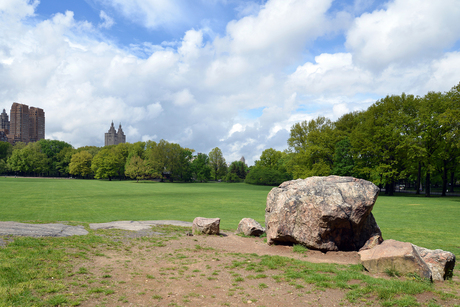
[1,177,459,255]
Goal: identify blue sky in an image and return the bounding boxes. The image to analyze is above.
[1,0,460,164]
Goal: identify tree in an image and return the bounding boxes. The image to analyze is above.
[69,151,93,178]
[56,147,75,176]
[38,139,72,176]
[91,147,125,181]
[287,116,336,178]
[245,166,291,186]
[7,142,49,175]
[125,156,149,182]
[191,153,211,182]
[228,161,247,180]
[256,148,283,170]
[0,141,12,161]
[208,147,227,180]
[332,137,354,176]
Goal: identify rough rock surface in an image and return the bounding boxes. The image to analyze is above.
[265,176,382,251]
[359,239,432,280]
[90,220,193,231]
[236,218,265,236]
[192,217,220,235]
[413,245,456,281]
[0,221,88,237]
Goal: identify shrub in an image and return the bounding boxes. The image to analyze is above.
[245,167,292,186]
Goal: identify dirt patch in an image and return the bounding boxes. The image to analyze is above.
[64,228,459,307]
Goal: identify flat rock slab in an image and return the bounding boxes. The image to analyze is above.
[90,220,193,231]
[0,221,88,237]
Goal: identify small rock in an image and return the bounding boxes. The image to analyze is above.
[192,217,220,235]
[236,218,265,236]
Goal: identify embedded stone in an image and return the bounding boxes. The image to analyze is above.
[236,218,265,236]
[359,239,432,280]
[192,217,220,235]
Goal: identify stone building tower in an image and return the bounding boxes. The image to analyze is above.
[105,122,126,146]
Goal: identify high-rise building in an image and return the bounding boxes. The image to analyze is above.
[10,103,30,143]
[2,103,45,144]
[29,107,45,142]
[0,109,9,132]
[105,122,126,146]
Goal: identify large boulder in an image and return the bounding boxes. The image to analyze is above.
[236,218,265,236]
[265,176,382,251]
[413,245,456,281]
[359,240,432,280]
[192,217,220,235]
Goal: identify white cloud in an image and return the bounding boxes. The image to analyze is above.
[99,10,115,29]
[225,0,332,60]
[346,0,460,71]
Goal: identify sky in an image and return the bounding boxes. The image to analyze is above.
[1,0,460,165]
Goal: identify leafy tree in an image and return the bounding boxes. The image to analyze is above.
[38,139,72,176]
[208,147,227,180]
[69,151,93,178]
[55,147,75,176]
[91,147,125,181]
[225,172,241,183]
[287,116,336,178]
[332,137,354,176]
[228,160,247,180]
[125,155,149,182]
[256,148,283,170]
[7,142,49,175]
[0,141,12,161]
[245,166,291,186]
[191,153,211,182]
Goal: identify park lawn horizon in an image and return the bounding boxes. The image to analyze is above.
[1,177,459,256]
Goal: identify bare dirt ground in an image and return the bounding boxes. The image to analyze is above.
[63,228,460,307]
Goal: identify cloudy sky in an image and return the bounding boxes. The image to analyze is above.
[1,0,460,164]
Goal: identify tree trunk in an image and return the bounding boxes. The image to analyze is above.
[451,170,455,193]
[425,172,431,197]
[442,160,448,197]
[416,162,421,195]
[389,181,394,196]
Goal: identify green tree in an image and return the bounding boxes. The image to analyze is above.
[228,161,247,180]
[208,147,227,180]
[0,141,12,161]
[38,139,72,176]
[256,148,283,170]
[287,116,336,178]
[332,137,354,176]
[191,153,211,182]
[55,147,75,176]
[7,142,49,175]
[125,155,149,182]
[69,151,93,178]
[91,147,125,181]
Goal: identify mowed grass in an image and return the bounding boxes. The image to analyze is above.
[0,178,272,230]
[1,177,459,255]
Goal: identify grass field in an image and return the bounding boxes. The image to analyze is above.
[1,177,459,255]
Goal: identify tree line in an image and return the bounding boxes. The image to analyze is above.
[0,139,250,183]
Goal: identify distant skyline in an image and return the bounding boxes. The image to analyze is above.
[1,0,460,164]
